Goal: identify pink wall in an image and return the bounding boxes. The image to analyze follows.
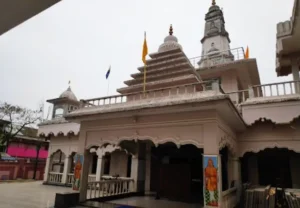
[7,143,48,159]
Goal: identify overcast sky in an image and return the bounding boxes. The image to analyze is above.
[0,0,295,115]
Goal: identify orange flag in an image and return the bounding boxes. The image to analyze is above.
[245,46,249,59]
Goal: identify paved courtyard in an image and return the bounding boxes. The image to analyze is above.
[0,181,75,208]
[0,181,203,208]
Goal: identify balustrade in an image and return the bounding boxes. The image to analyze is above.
[88,174,96,182]
[80,81,217,108]
[226,80,300,105]
[48,172,63,184]
[86,179,134,200]
[67,173,74,185]
[251,80,300,98]
[222,187,238,208]
[189,47,245,68]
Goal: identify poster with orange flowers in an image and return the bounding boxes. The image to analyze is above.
[203,155,219,207]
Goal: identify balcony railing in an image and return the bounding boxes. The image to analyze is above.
[86,179,134,200]
[48,172,63,184]
[189,47,245,68]
[251,80,300,98]
[80,81,222,108]
[222,187,238,208]
[227,80,300,105]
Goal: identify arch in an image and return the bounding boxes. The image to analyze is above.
[239,143,300,157]
[39,130,80,138]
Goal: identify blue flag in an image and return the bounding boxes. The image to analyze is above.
[106,66,111,79]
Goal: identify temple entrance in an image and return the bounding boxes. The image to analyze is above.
[150,143,203,204]
[241,148,300,188]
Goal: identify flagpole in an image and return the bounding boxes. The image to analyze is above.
[143,64,146,95]
[107,77,110,96]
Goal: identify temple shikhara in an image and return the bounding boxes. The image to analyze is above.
[38,0,300,207]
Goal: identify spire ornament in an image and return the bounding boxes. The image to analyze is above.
[169,24,173,36]
[212,0,216,6]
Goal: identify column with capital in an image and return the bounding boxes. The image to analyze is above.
[95,152,104,181]
[43,156,51,183]
[62,155,72,184]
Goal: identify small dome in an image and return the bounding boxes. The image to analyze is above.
[158,25,182,53]
[59,86,78,101]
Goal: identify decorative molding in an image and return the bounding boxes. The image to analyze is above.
[238,141,300,157]
[86,134,203,150]
[39,130,80,137]
[89,144,130,157]
[219,128,237,156]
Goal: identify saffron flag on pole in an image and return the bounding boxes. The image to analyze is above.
[142,32,148,64]
[245,46,249,59]
[106,65,111,79]
[142,32,148,93]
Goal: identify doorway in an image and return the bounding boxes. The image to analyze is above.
[150,143,203,203]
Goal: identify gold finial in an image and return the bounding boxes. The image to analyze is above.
[169,24,173,35]
[212,0,216,6]
[68,80,71,87]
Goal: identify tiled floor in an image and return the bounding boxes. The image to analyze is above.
[0,181,203,208]
[108,196,203,208]
[0,181,75,208]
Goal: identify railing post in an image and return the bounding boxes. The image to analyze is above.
[62,155,72,184]
[248,85,254,98]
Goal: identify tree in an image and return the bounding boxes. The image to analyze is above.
[0,102,43,153]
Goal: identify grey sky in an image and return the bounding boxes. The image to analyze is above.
[0,0,295,114]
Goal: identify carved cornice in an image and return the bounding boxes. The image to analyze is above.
[219,129,237,156]
[86,135,203,150]
[238,141,300,157]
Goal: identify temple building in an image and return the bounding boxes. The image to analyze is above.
[38,0,300,207]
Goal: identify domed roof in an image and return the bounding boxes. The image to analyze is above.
[59,86,78,101]
[158,25,182,53]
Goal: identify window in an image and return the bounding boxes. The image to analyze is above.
[54,108,64,118]
[204,78,221,90]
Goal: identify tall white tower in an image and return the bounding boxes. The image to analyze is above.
[198,0,234,67]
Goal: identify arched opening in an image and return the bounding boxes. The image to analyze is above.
[54,108,64,118]
[150,142,204,204]
[50,150,66,173]
[241,148,300,188]
[219,146,229,191]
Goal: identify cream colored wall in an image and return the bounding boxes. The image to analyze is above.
[49,135,79,157]
[238,122,300,157]
[109,151,128,177]
[81,110,218,150]
[221,71,239,103]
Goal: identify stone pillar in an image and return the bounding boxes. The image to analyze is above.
[291,59,300,93]
[130,142,146,193]
[95,155,104,181]
[62,156,72,184]
[232,157,242,203]
[203,123,222,208]
[144,143,151,194]
[43,156,51,183]
[77,130,91,202]
[79,150,91,202]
